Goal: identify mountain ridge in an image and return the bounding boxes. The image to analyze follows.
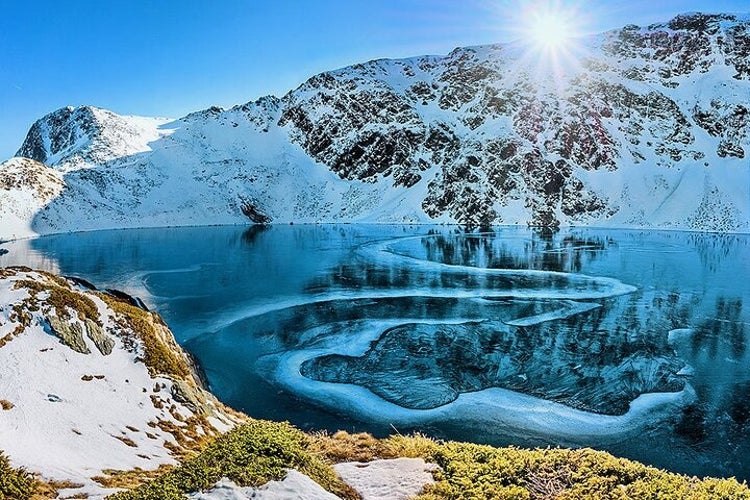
[1,11,748,239]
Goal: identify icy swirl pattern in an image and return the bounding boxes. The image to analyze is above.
[238,231,699,442]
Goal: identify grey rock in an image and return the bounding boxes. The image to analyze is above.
[85,318,115,355]
[47,316,90,354]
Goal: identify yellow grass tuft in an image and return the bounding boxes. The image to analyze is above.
[93,465,174,490]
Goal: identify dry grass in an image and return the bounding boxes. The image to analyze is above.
[30,479,85,500]
[214,400,250,422]
[149,395,163,410]
[0,332,15,348]
[2,272,104,352]
[93,465,173,490]
[309,431,388,463]
[0,399,14,411]
[97,294,191,379]
[4,301,33,346]
[0,268,20,278]
[14,276,100,326]
[309,430,439,464]
[0,334,11,348]
[152,414,218,460]
[114,436,138,448]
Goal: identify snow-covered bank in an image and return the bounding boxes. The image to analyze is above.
[186,459,438,500]
[0,268,237,498]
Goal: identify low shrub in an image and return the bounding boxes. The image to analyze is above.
[410,442,750,500]
[108,420,358,500]
[0,452,36,500]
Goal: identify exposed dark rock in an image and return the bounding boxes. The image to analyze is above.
[65,276,98,290]
[105,288,150,312]
[17,107,102,164]
[239,197,271,224]
[667,13,736,33]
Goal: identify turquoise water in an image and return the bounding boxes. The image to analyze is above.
[1,225,749,479]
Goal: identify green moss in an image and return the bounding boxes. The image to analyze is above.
[107,420,357,500]
[0,451,37,500]
[109,424,750,500]
[402,442,750,500]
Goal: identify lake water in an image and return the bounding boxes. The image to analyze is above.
[1,225,749,480]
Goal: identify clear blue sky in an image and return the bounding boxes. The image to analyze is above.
[1,0,747,159]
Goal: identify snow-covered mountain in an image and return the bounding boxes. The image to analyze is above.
[1,12,749,239]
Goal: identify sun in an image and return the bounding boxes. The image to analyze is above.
[528,11,576,51]
[513,1,585,57]
[505,1,591,85]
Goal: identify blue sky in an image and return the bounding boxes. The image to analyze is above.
[1,0,747,159]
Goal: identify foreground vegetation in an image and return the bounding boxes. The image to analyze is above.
[0,452,35,500]
[108,420,358,500]
[103,421,750,500]
[412,440,749,499]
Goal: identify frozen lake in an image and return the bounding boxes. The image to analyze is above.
[2,225,749,479]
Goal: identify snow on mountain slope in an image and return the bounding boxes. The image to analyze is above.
[2,12,749,239]
[0,157,65,240]
[16,106,173,171]
[0,268,237,498]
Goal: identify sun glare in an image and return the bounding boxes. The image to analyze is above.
[529,11,575,50]
[512,1,586,58]
[509,0,589,79]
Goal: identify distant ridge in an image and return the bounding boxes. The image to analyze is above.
[1,12,748,239]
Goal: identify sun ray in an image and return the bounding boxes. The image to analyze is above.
[528,9,576,51]
[497,0,593,96]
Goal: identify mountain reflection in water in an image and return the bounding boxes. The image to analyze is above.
[0,225,748,480]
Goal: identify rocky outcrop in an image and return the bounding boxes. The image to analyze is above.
[47,315,90,354]
[16,106,171,170]
[0,157,64,200]
[85,318,115,355]
[0,268,240,498]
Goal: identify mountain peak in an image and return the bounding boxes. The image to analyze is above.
[16,106,173,169]
[16,105,102,164]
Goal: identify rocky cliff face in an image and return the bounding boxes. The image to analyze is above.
[275,12,749,229]
[2,12,748,238]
